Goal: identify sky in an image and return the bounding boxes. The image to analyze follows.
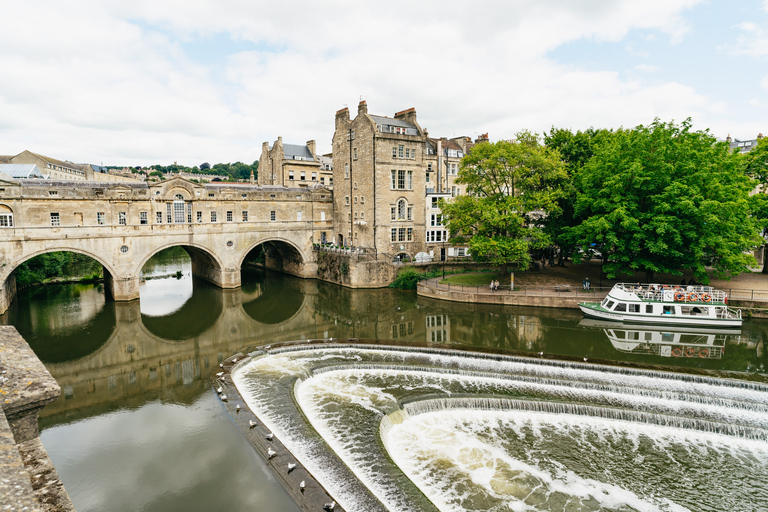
[0,0,766,167]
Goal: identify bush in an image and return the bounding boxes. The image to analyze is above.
[389,267,422,290]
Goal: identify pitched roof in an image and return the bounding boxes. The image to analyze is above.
[370,115,417,130]
[283,144,314,160]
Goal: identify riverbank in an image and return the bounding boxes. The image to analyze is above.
[417,261,768,317]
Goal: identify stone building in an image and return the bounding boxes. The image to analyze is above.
[331,100,474,261]
[258,137,333,188]
[0,150,141,182]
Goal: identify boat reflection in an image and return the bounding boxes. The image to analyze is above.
[579,318,744,360]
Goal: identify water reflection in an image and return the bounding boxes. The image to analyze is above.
[1,253,767,512]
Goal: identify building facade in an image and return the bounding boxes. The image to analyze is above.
[258,138,333,188]
[332,101,474,261]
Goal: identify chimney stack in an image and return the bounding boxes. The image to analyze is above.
[358,100,367,116]
[306,140,316,159]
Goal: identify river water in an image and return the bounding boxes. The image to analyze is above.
[2,249,767,511]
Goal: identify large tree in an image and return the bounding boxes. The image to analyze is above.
[441,132,567,270]
[571,118,759,283]
[744,137,768,272]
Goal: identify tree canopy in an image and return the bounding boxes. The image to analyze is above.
[441,132,567,270]
[744,137,768,272]
[569,118,759,283]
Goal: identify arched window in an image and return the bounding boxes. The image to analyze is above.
[397,199,406,220]
[173,195,186,223]
[0,205,13,227]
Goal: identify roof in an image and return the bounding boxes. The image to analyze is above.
[89,164,108,173]
[0,164,45,178]
[730,138,761,153]
[283,144,314,160]
[19,180,149,189]
[369,115,417,130]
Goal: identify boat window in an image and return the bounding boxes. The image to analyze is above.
[604,300,614,309]
[628,331,639,340]
[645,305,654,314]
[662,333,674,342]
[663,305,674,315]
[644,332,653,341]
[614,303,627,312]
[629,304,640,313]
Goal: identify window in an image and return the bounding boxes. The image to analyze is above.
[354,181,358,189]
[391,228,397,242]
[242,194,247,199]
[300,171,306,181]
[354,196,358,204]
[297,211,302,221]
[140,211,148,225]
[118,212,126,225]
[426,172,430,183]
[405,148,410,159]
[0,213,13,227]
[392,147,397,158]
[270,211,276,221]
[432,197,439,209]
[353,148,357,160]
[629,304,640,313]
[345,196,350,206]
[97,212,105,225]
[427,163,433,171]
[49,191,58,196]
[312,172,317,181]
[407,170,413,189]
[614,303,627,312]
[390,206,396,221]
[344,163,349,179]
[398,145,404,158]
[197,211,203,223]
[407,206,413,221]
[320,211,325,221]
[289,171,294,181]
[211,211,217,223]
[398,227,406,242]
[174,195,185,223]
[360,196,365,204]
[157,212,162,223]
[242,211,248,221]
[646,305,653,314]
[397,199,406,220]
[397,170,405,189]
[208,193,214,198]
[227,211,233,222]
[360,212,364,219]
[431,214,443,227]
[407,228,413,241]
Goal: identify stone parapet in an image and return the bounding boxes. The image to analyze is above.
[0,326,74,511]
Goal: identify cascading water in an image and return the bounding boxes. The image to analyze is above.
[232,344,768,512]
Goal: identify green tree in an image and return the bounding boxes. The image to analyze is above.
[543,127,612,265]
[441,132,567,271]
[744,137,768,272]
[571,118,759,283]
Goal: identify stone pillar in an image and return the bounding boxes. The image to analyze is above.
[0,273,16,315]
[104,272,140,302]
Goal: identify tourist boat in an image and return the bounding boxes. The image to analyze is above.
[578,283,742,327]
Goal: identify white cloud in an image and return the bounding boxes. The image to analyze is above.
[725,21,768,56]
[762,76,768,90]
[0,0,753,166]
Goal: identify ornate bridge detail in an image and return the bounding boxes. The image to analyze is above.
[0,176,333,313]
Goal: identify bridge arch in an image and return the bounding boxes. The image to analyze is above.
[135,242,225,288]
[240,237,307,276]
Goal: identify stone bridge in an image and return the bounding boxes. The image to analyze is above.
[0,176,333,313]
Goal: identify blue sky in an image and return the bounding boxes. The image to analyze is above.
[0,0,765,166]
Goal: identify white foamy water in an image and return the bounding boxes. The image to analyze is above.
[234,346,768,512]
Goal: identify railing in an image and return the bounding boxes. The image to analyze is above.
[418,279,609,300]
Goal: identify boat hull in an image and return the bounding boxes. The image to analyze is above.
[578,303,742,328]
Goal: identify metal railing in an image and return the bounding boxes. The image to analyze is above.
[418,279,609,300]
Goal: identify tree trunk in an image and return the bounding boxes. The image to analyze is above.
[762,244,768,274]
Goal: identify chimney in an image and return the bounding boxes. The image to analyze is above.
[758,133,764,140]
[726,134,732,143]
[358,100,367,116]
[394,107,417,126]
[335,107,350,129]
[306,140,316,159]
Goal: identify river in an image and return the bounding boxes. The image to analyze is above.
[2,248,767,511]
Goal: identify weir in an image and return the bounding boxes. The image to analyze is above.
[232,341,768,512]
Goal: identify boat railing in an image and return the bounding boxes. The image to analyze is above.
[615,283,726,304]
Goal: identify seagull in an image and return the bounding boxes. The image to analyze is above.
[232,358,237,363]
[220,363,224,368]
[323,501,336,511]
[267,448,276,459]
[264,345,271,350]
[216,386,223,394]
[249,420,257,428]
[266,432,274,441]
[538,351,543,357]
[220,395,228,402]
[236,404,240,412]
[216,372,224,377]
[583,357,588,362]
[287,463,296,472]
[300,480,306,492]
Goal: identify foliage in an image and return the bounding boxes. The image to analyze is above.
[570,118,759,282]
[15,252,103,286]
[744,138,768,272]
[200,162,211,171]
[389,267,422,289]
[543,127,613,265]
[441,133,567,270]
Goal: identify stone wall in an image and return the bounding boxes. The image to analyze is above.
[314,251,396,288]
[0,326,74,511]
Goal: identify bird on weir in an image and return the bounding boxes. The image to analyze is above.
[267,448,276,459]
[236,404,240,412]
[323,501,336,511]
[287,463,296,472]
[299,481,306,492]
[266,432,274,440]
[249,420,257,428]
